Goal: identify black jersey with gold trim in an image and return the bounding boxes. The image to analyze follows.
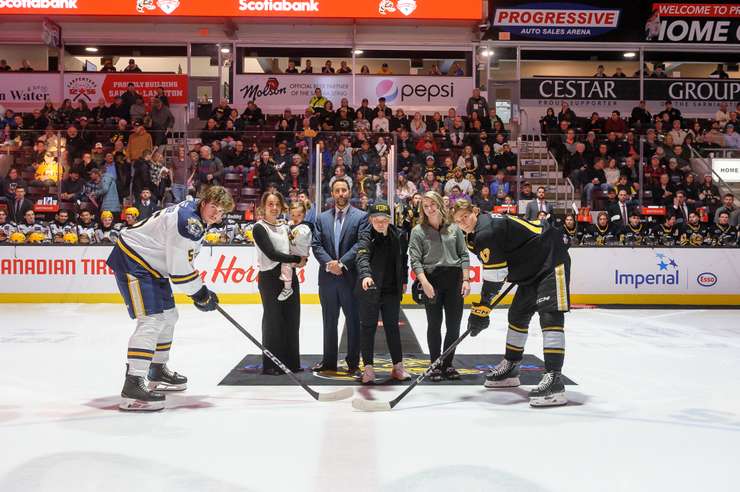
[707,223,738,247]
[619,223,648,246]
[679,222,709,247]
[465,213,570,287]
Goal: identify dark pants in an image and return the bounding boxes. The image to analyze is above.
[506,263,570,372]
[424,267,463,369]
[359,291,402,366]
[319,274,361,369]
[258,264,301,372]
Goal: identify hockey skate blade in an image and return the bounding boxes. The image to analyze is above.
[148,381,187,392]
[351,398,392,412]
[317,387,354,402]
[484,376,520,388]
[118,398,165,412]
[529,393,568,407]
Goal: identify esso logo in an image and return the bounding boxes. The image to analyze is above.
[696,272,718,287]
[376,79,398,103]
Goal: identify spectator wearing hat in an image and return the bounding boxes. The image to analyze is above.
[127,120,153,161]
[124,59,142,72]
[355,202,411,384]
[658,100,682,125]
[725,124,740,149]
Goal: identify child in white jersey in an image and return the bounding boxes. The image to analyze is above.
[278,202,312,301]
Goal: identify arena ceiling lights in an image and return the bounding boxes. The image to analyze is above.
[0,0,482,20]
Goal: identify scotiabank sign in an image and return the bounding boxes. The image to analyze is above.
[0,0,481,19]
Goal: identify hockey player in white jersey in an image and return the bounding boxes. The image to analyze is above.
[106,186,235,411]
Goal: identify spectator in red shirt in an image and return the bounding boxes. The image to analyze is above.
[604,110,626,136]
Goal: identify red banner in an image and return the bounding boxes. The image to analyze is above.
[0,0,481,20]
[64,73,188,105]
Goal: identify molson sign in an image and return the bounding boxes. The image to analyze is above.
[0,0,482,19]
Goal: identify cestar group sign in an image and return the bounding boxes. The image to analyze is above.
[0,0,481,19]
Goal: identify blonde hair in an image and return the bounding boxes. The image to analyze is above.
[419,191,450,228]
[290,201,307,215]
[452,198,478,216]
[201,185,236,213]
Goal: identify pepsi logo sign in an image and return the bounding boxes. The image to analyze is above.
[696,272,717,287]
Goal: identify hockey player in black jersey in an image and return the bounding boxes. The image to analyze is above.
[559,213,583,247]
[679,211,709,247]
[452,200,571,407]
[582,212,618,246]
[619,211,648,246]
[708,211,738,247]
[649,214,680,247]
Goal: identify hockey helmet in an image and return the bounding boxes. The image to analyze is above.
[9,232,26,244]
[63,232,79,244]
[28,232,46,244]
[100,210,114,220]
[205,231,222,244]
[244,224,254,243]
[124,207,140,218]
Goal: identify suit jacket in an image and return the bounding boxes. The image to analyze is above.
[670,202,694,225]
[525,199,553,220]
[607,201,634,228]
[10,198,33,223]
[135,200,159,221]
[311,205,368,286]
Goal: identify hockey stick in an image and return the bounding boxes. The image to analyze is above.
[352,282,515,412]
[216,306,353,402]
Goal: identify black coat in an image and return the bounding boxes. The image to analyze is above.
[355,224,408,298]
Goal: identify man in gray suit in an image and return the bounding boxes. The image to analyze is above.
[311,178,369,375]
[525,186,554,220]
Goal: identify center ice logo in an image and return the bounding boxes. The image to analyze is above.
[614,252,679,289]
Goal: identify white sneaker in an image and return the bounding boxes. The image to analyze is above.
[391,362,412,381]
[277,287,293,301]
[361,365,376,385]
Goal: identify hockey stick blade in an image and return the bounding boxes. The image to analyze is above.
[351,397,392,412]
[317,387,354,402]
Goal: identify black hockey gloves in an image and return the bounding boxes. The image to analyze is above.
[191,286,219,312]
[468,303,492,336]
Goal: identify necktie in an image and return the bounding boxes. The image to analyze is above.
[334,209,343,257]
[621,204,627,223]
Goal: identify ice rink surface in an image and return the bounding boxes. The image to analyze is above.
[1,304,739,492]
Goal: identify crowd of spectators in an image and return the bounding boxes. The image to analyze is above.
[0,79,737,248]
[540,96,739,246]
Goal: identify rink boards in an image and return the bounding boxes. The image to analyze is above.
[0,246,738,306]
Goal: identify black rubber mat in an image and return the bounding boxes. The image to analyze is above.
[219,353,576,386]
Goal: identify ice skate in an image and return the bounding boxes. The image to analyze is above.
[120,370,165,412]
[529,371,567,407]
[390,362,411,381]
[277,286,293,301]
[484,359,521,388]
[148,363,188,391]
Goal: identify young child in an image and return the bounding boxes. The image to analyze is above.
[278,202,312,301]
